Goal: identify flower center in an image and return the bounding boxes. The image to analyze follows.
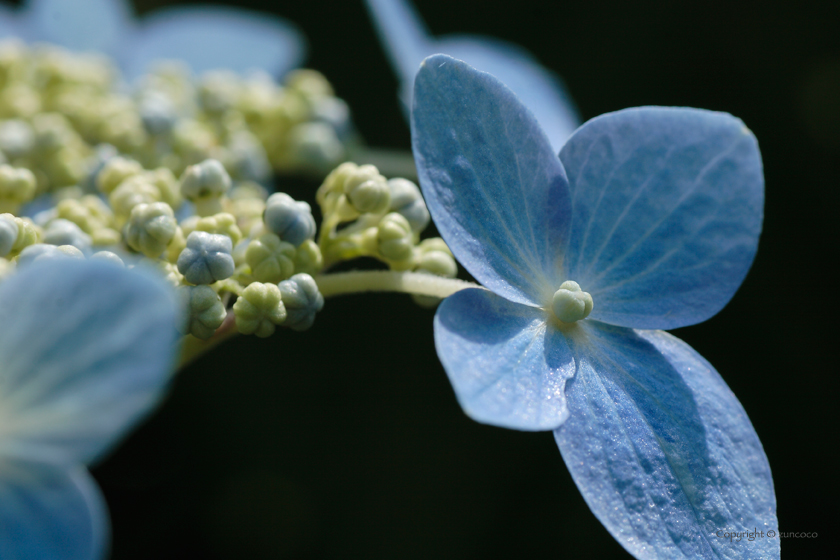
[551,281,593,323]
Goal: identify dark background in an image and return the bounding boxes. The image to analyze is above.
[48,0,837,558]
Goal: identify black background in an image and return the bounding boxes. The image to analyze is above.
[38,0,837,558]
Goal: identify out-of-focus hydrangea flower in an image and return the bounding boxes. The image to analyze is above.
[412,55,777,560]
[0,0,305,78]
[365,0,579,151]
[0,259,177,560]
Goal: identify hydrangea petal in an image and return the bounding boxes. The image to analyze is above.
[122,6,306,78]
[0,5,17,38]
[555,324,778,560]
[365,0,579,151]
[412,54,571,306]
[0,461,108,560]
[20,0,132,54]
[560,107,763,329]
[434,288,575,431]
[435,37,579,152]
[0,259,178,466]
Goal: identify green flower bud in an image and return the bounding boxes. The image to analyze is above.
[31,112,83,154]
[193,212,242,245]
[317,161,358,205]
[0,164,36,214]
[377,213,414,266]
[1,84,41,119]
[126,202,178,258]
[228,181,269,202]
[55,196,113,234]
[145,167,181,209]
[342,164,389,214]
[91,227,121,247]
[109,174,161,222]
[233,282,287,338]
[227,196,265,235]
[0,119,34,159]
[171,119,216,163]
[411,238,458,308]
[8,216,40,257]
[198,70,241,114]
[179,284,227,340]
[293,239,323,276]
[287,122,344,172]
[284,69,334,98]
[96,156,144,195]
[245,233,296,283]
[165,226,186,263]
[414,238,457,278]
[180,158,231,216]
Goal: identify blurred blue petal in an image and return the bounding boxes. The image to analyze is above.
[20,0,131,54]
[122,5,306,79]
[560,107,763,330]
[435,288,575,431]
[0,259,178,466]
[0,4,16,38]
[555,325,777,560]
[412,54,571,306]
[0,460,107,560]
[365,0,579,151]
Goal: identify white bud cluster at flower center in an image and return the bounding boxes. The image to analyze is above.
[551,281,593,323]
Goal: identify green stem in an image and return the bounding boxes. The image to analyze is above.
[177,271,479,369]
[313,270,478,299]
[178,309,238,369]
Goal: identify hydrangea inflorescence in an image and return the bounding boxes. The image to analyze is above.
[411,54,777,560]
[0,258,178,560]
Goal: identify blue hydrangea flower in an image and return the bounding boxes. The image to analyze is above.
[0,259,177,559]
[412,54,777,560]
[365,0,579,151]
[0,0,305,78]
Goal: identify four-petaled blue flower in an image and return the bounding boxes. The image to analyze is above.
[0,0,305,78]
[0,259,177,560]
[365,0,579,151]
[412,54,777,560]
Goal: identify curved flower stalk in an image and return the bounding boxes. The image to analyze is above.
[0,259,178,559]
[0,0,305,78]
[412,54,777,560]
[365,0,579,151]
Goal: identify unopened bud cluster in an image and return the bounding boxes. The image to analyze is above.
[316,162,456,300]
[0,40,461,345]
[0,152,327,340]
[0,39,353,193]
